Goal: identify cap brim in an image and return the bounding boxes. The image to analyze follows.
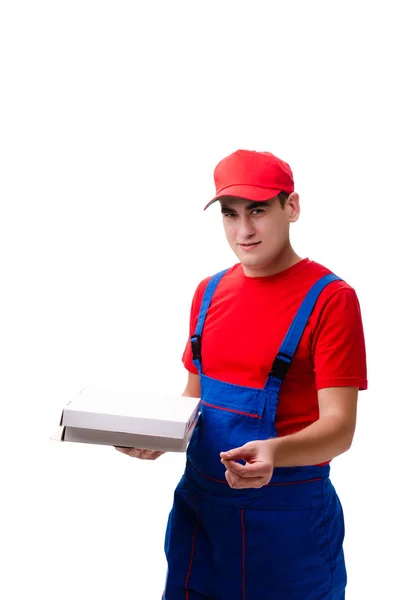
[203,185,283,210]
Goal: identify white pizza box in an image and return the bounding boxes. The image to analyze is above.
[51,386,201,452]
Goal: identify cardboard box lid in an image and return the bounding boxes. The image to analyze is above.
[59,387,201,440]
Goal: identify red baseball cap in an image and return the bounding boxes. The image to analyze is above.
[204,149,294,210]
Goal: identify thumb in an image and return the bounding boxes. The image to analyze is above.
[220,444,254,461]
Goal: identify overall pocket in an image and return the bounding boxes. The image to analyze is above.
[242,506,335,598]
[304,484,346,572]
[187,402,263,481]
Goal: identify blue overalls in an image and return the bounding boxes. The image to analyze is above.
[163,271,347,600]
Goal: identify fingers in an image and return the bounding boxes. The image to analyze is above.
[220,442,256,462]
[114,447,164,460]
[221,458,247,476]
[138,450,164,460]
[115,447,139,456]
[225,468,271,489]
[221,458,265,478]
[220,447,248,462]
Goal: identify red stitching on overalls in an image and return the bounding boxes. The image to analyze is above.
[267,477,322,486]
[241,509,246,600]
[187,460,322,487]
[184,495,199,599]
[187,459,228,484]
[201,400,262,419]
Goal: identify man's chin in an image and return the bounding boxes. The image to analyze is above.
[239,255,267,267]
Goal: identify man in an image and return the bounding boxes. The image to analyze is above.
[117,150,367,599]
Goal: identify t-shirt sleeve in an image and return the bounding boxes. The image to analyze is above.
[182,277,211,374]
[311,286,368,391]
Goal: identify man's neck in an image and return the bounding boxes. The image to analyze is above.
[242,248,303,278]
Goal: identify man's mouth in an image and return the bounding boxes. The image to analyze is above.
[238,242,261,250]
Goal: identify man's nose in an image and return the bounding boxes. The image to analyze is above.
[238,216,256,238]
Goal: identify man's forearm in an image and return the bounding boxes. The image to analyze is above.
[267,415,355,467]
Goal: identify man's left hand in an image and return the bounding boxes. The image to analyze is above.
[220,440,276,489]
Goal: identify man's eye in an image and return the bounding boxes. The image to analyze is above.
[251,209,264,216]
[223,213,236,218]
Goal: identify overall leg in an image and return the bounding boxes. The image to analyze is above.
[209,502,246,600]
[163,481,216,600]
[210,482,346,600]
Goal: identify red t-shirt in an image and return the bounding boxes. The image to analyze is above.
[182,258,367,439]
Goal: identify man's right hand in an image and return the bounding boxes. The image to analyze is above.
[115,447,165,460]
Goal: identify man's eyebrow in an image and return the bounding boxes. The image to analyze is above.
[220,200,271,213]
[246,201,271,210]
[220,205,237,213]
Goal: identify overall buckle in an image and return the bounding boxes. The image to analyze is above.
[269,352,292,381]
[191,334,202,362]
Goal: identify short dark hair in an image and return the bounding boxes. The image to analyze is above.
[278,191,290,208]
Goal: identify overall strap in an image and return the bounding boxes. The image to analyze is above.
[265,273,342,393]
[191,268,229,374]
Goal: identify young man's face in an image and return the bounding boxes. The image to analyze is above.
[220,194,300,275]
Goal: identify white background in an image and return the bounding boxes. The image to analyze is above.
[0,1,396,598]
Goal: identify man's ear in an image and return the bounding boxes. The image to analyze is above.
[287,192,300,223]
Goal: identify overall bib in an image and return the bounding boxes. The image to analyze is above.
[163,271,347,600]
